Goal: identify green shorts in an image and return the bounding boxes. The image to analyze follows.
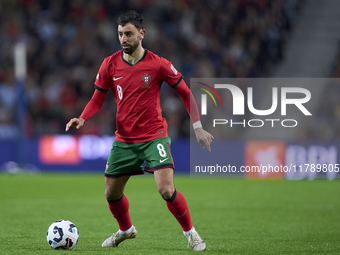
[105,137,174,178]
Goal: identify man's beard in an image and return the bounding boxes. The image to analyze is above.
[122,39,139,54]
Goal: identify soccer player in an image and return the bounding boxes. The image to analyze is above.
[66,10,213,251]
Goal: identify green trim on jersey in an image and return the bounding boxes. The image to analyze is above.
[94,85,108,93]
[121,49,147,66]
[105,137,174,178]
[171,76,183,89]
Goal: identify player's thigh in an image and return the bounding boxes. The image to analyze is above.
[143,137,174,172]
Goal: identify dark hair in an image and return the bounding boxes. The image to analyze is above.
[117,10,144,30]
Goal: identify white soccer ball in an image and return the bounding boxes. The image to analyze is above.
[46,220,79,250]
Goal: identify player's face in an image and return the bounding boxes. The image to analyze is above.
[118,23,144,55]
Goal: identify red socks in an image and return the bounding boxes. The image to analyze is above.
[108,191,193,232]
[108,195,132,231]
[165,190,193,232]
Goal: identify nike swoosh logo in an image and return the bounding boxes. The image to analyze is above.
[113,77,123,81]
[160,158,168,163]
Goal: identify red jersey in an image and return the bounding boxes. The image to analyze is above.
[90,49,199,143]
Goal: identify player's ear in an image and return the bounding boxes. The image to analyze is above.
[139,29,145,40]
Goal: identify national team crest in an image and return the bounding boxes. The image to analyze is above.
[141,73,152,89]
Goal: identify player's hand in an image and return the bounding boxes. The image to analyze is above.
[65,118,85,132]
[194,127,214,152]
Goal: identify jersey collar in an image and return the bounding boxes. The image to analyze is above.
[121,49,147,66]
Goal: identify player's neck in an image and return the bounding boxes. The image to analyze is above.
[123,47,145,65]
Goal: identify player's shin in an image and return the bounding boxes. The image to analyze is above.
[108,194,132,231]
[165,190,193,232]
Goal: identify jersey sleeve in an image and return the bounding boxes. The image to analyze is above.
[160,58,201,128]
[79,89,107,121]
[159,57,183,88]
[173,79,201,126]
[94,57,111,93]
[79,57,110,121]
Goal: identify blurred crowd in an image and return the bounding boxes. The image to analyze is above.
[303,42,340,141]
[0,0,303,139]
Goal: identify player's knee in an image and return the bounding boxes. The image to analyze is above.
[105,188,122,201]
[104,189,112,200]
[158,186,175,200]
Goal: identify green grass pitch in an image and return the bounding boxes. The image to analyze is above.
[0,173,339,254]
